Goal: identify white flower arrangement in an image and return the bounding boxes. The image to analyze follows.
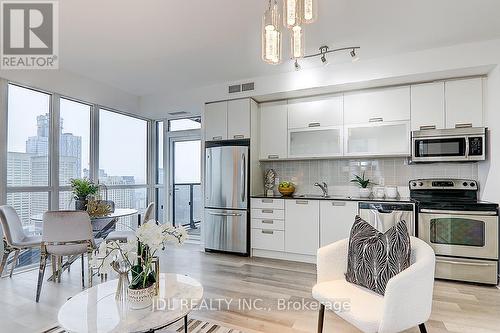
[92,220,187,289]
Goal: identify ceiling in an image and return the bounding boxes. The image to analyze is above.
[59,0,500,97]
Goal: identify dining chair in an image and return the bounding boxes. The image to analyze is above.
[36,210,97,302]
[313,236,435,333]
[0,205,42,278]
[106,202,155,243]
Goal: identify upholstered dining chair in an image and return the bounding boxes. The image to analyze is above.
[36,211,97,302]
[313,236,435,333]
[106,202,155,243]
[0,205,42,278]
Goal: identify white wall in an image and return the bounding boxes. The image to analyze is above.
[0,69,140,114]
[479,65,500,202]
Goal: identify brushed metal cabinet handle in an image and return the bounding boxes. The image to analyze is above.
[261,199,273,203]
[212,136,223,140]
[233,135,244,139]
[420,125,436,130]
[455,123,472,128]
[308,122,321,127]
[296,200,309,204]
[369,117,383,123]
[436,259,495,267]
[261,220,274,224]
[267,154,279,159]
[261,209,274,214]
[332,201,346,206]
[261,230,274,235]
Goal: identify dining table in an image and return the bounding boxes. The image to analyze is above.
[30,208,139,282]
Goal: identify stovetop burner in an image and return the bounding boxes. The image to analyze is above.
[409,178,498,212]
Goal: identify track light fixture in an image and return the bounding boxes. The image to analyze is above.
[294,59,301,71]
[350,48,359,62]
[293,45,360,70]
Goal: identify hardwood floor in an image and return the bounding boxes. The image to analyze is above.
[1,244,499,333]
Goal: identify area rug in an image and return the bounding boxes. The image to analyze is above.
[42,318,247,333]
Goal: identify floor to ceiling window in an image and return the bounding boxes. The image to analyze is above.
[155,121,165,223]
[6,84,52,268]
[1,81,155,272]
[167,117,202,241]
[59,98,92,210]
[98,108,149,230]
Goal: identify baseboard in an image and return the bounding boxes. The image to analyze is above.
[251,249,316,264]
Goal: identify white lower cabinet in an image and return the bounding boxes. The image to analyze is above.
[252,229,285,252]
[285,200,320,255]
[320,201,358,247]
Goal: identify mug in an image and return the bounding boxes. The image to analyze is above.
[373,186,385,198]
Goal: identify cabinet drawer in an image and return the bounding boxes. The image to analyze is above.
[251,198,285,210]
[251,218,285,230]
[252,229,285,252]
[251,208,285,220]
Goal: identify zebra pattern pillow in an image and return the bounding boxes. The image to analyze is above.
[345,216,411,295]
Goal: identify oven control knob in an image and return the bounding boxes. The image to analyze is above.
[411,182,417,187]
[463,182,468,187]
[418,182,423,186]
[470,182,475,187]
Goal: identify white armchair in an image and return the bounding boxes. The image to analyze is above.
[312,236,435,333]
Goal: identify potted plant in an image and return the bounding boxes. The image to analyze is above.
[92,221,187,309]
[70,178,99,210]
[350,172,376,198]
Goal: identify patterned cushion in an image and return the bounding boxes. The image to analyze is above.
[345,216,411,295]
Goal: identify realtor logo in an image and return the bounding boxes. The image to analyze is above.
[1,1,58,69]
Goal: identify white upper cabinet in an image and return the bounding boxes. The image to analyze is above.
[320,201,358,247]
[204,101,227,141]
[344,86,410,124]
[344,121,410,156]
[288,95,343,129]
[285,199,319,255]
[445,78,483,129]
[411,82,445,131]
[289,127,343,158]
[259,101,288,160]
[227,99,251,139]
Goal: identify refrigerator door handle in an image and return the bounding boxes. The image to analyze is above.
[207,211,243,217]
[241,153,246,203]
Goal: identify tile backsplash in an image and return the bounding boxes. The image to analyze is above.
[260,158,478,197]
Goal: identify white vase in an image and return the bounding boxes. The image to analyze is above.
[359,188,371,198]
[127,284,155,309]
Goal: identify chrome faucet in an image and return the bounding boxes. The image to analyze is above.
[314,182,329,197]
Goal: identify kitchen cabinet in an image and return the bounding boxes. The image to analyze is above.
[344,121,410,156]
[411,82,445,131]
[288,95,343,129]
[227,99,251,139]
[285,199,319,255]
[344,86,410,124]
[445,78,483,129]
[320,201,357,247]
[205,101,227,141]
[289,126,343,158]
[251,198,285,252]
[259,101,288,160]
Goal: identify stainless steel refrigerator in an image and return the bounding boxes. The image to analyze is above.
[204,143,249,255]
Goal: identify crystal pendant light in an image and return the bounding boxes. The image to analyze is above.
[283,0,302,29]
[291,25,304,59]
[262,0,282,64]
[302,0,317,24]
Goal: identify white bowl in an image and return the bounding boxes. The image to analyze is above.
[385,186,398,199]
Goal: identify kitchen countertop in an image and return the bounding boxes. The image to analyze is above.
[251,194,414,203]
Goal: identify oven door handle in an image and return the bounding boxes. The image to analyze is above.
[420,209,497,216]
[436,259,497,267]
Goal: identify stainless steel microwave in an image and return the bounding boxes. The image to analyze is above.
[411,127,486,162]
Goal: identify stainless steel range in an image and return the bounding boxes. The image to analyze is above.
[410,179,499,285]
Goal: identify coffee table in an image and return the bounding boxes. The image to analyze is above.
[58,273,203,333]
